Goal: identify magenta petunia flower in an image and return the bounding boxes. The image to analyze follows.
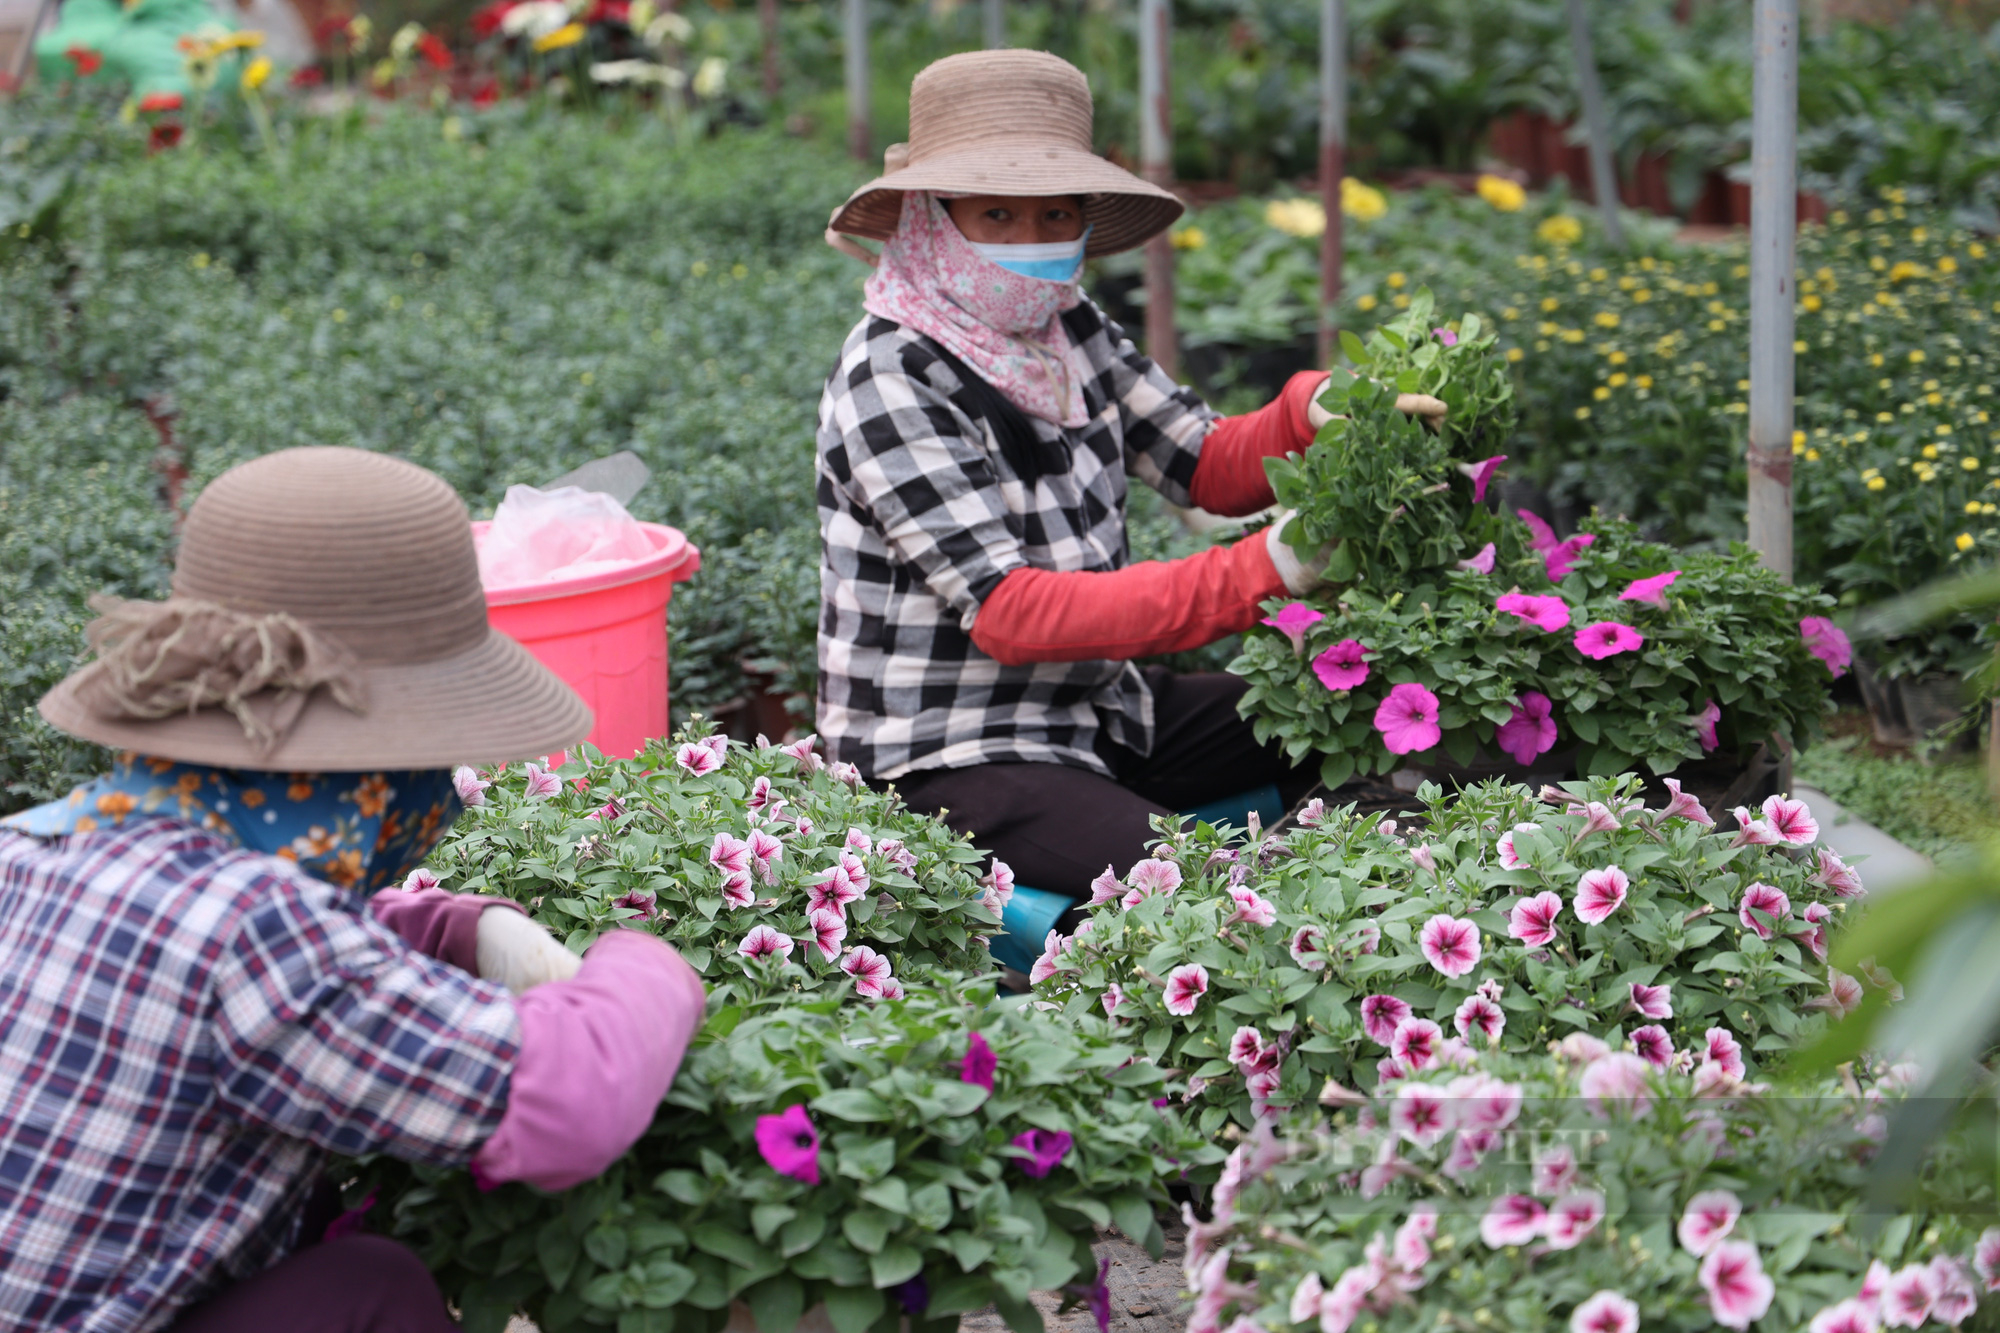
[1694,699,1721,751]
[1009,1127,1073,1178]
[1544,534,1596,581]
[1737,882,1792,938]
[1678,1189,1741,1256]
[1262,601,1325,655]
[1573,865,1629,924]
[1618,570,1681,607]
[1508,890,1564,946]
[1496,591,1571,632]
[1702,1027,1746,1079]
[522,762,562,799]
[1375,681,1443,755]
[801,908,847,961]
[1495,691,1558,764]
[1163,962,1209,1015]
[1630,1024,1675,1069]
[1700,1240,1776,1330]
[1361,993,1413,1045]
[1480,1194,1547,1248]
[1570,1291,1639,1333]
[754,1104,821,1183]
[1432,326,1459,346]
[1390,1082,1451,1147]
[1420,914,1482,977]
[1574,621,1644,659]
[1761,793,1820,844]
[1457,454,1508,503]
[961,1032,997,1091]
[1800,616,1852,678]
[1455,993,1506,1044]
[1629,982,1673,1020]
[738,924,794,960]
[675,742,722,776]
[1518,509,1559,552]
[1660,778,1715,826]
[1312,638,1372,691]
[1810,1300,1882,1333]
[1390,1016,1443,1071]
[1458,542,1497,574]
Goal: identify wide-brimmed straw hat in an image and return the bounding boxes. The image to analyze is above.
[41,447,591,771]
[828,49,1182,259]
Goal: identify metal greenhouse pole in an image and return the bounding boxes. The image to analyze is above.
[1316,0,1345,366]
[984,0,1005,49]
[1746,0,1798,577]
[1563,0,1625,249]
[844,0,871,161]
[1139,0,1178,378]
[760,0,781,99]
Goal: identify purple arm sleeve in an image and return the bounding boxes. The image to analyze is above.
[471,930,708,1191]
[367,888,522,974]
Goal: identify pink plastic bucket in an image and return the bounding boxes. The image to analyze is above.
[472,520,701,759]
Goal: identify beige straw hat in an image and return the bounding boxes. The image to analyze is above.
[41,447,592,771]
[828,49,1183,259]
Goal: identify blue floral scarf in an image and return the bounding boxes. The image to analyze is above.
[3,753,462,893]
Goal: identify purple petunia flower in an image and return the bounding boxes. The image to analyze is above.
[1009,1128,1073,1178]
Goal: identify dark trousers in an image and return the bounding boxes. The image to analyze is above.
[895,670,1311,903]
[169,1235,457,1333]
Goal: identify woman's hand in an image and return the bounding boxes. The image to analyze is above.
[476,907,583,994]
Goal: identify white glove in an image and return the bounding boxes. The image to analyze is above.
[476,907,583,994]
[1302,377,1446,433]
[1265,509,1336,595]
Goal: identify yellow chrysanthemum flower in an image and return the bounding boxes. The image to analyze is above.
[533,22,586,52]
[1264,198,1324,238]
[1957,533,1975,552]
[240,54,271,91]
[1171,227,1206,251]
[1341,178,1389,222]
[1356,293,1378,312]
[1593,312,1620,329]
[1477,175,1527,212]
[1536,214,1583,246]
[1866,476,1888,491]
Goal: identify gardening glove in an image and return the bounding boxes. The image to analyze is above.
[1265,508,1337,594]
[1395,392,1448,429]
[476,906,583,994]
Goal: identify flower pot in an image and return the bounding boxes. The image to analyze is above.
[1895,672,1971,755]
[1853,656,1912,746]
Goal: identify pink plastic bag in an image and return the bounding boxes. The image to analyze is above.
[475,484,657,589]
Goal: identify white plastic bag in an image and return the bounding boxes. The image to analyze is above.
[476,484,656,588]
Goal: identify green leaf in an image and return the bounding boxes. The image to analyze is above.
[813,1089,894,1122]
[859,1178,911,1215]
[539,1217,582,1293]
[620,1311,676,1333]
[692,1228,764,1270]
[870,1243,925,1289]
[994,1288,1046,1333]
[948,1232,996,1272]
[752,1203,799,1242]
[747,1275,805,1333]
[842,1208,892,1255]
[825,1285,888,1333]
[908,1181,955,1231]
[780,1211,829,1257]
[639,1261,697,1310]
[928,1272,995,1317]
[585,1224,629,1270]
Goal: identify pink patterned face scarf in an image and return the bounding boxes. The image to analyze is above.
[863,192,1093,429]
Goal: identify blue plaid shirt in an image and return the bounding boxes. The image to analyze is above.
[0,816,520,1332]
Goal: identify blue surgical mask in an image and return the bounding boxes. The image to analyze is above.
[969,226,1092,283]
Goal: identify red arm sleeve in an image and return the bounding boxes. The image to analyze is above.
[1187,371,1329,516]
[969,533,1287,665]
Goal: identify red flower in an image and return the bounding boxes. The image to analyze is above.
[289,65,326,88]
[64,46,104,76]
[313,13,354,42]
[416,31,453,69]
[586,0,632,23]
[470,77,499,106]
[470,0,518,36]
[147,122,184,152]
[137,91,184,113]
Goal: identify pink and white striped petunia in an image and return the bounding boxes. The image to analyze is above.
[1497,822,1541,870]
[1974,1228,2000,1292]
[1479,1194,1547,1248]
[675,742,723,776]
[844,827,873,854]
[1390,1082,1453,1148]
[1163,963,1210,1015]
[1570,1291,1640,1333]
[1544,1190,1606,1250]
[1630,1024,1675,1069]
[1795,901,1834,960]
[1618,570,1681,607]
[801,908,848,962]
[1126,857,1184,897]
[522,762,563,799]
[1228,1026,1268,1069]
[1881,1264,1938,1329]
[781,734,822,771]
[1737,882,1792,939]
[840,945,895,997]
[1629,981,1674,1019]
[1928,1257,1977,1327]
[1533,1143,1578,1197]
[1573,865,1630,924]
[1761,793,1820,845]
[746,829,784,884]
[1812,847,1866,898]
[980,859,1016,915]
[1289,924,1329,970]
[1660,777,1716,826]
[1579,801,1622,835]
[1579,1052,1654,1118]
[738,924,794,960]
[1807,968,1865,1018]
[836,851,872,894]
[1701,1240,1776,1330]
[1361,993,1414,1046]
[1809,1300,1881,1333]
[1390,1017,1443,1072]
[720,871,756,909]
[1729,806,1782,848]
[1288,1274,1324,1326]
[807,865,865,917]
[1509,891,1565,946]
[710,832,753,877]
[1100,983,1126,1018]
[1087,863,1124,906]
[1677,1189,1742,1256]
[1455,993,1506,1045]
[1226,885,1278,927]
[403,867,441,892]
[1702,1027,1747,1080]
[1029,930,1069,985]
[1420,914,1482,978]
[745,774,776,817]
[452,766,491,806]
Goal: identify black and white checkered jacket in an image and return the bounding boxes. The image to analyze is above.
[815,299,1216,782]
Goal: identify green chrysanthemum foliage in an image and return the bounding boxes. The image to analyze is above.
[1033,775,1878,1138]
[1190,1050,1993,1333]
[421,723,999,1002]
[365,977,1220,1333]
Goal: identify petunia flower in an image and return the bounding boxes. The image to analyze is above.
[1458,542,1497,574]
[807,865,865,917]
[1451,1072,1524,1132]
[1518,509,1559,552]
[719,871,755,909]
[1579,1052,1654,1117]
[1410,843,1438,873]
[1694,699,1721,751]
[1509,891,1564,946]
[1289,924,1329,970]
[1289,1274,1324,1326]
[1630,1024,1675,1069]
[1737,882,1792,939]
[1455,993,1506,1045]
[1433,326,1459,347]
[1375,682,1443,755]
[1361,993,1413,1045]
[1761,793,1820,844]
[1420,914,1482,977]
[403,867,441,891]
[836,850,872,894]
[801,908,847,962]
[1629,982,1673,1020]
[1228,1026,1268,1070]
[1936,1256,1984,1324]
[754,1104,820,1183]
[1729,806,1782,848]
[1312,639,1371,691]
[451,766,490,806]
[876,838,916,875]
[746,829,784,883]
[1800,616,1853,678]
[1678,1189,1742,1256]
[1573,621,1644,659]
[1618,570,1681,607]
[1163,962,1209,1015]
[828,762,865,789]
[1544,1190,1606,1249]
[1573,865,1630,924]
[1556,1033,1612,1065]
[1532,1143,1577,1197]
[1972,1229,2000,1293]
[1807,969,1865,1018]
[1296,798,1329,827]
[1390,1016,1443,1071]
[1262,602,1325,655]
[1810,1299,1883,1333]
[1225,885,1278,927]
[1570,1292,1640,1333]
[781,734,821,771]
[675,742,722,776]
[1126,857,1183,897]
[1100,983,1126,1018]
[1086,863,1123,906]
[710,832,752,876]
[522,762,562,799]
[1390,1083,1452,1150]
[961,1032,997,1091]
[1496,591,1571,632]
[1010,1127,1073,1178]
[1702,1027,1746,1080]
[1029,930,1069,984]
[840,945,895,996]
[1543,534,1596,581]
[1660,778,1715,826]
[1457,455,1507,503]
[1579,801,1622,835]
[1812,847,1866,898]
[1495,691,1558,763]
[1480,1194,1547,1248]
[980,859,1016,915]
[1497,822,1540,870]
[738,924,794,960]
[1701,1240,1776,1330]
[1882,1265,1938,1329]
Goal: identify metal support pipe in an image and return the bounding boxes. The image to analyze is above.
[844,0,870,162]
[1139,0,1177,378]
[1316,0,1346,366]
[1564,0,1624,249]
[1747,0,1798,577]
[984,0,1005,49]
[7,0,57,92]
[759,0,780,100]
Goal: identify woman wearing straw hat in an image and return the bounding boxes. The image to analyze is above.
[817,50,1440,910]
[0,447,706,1332]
